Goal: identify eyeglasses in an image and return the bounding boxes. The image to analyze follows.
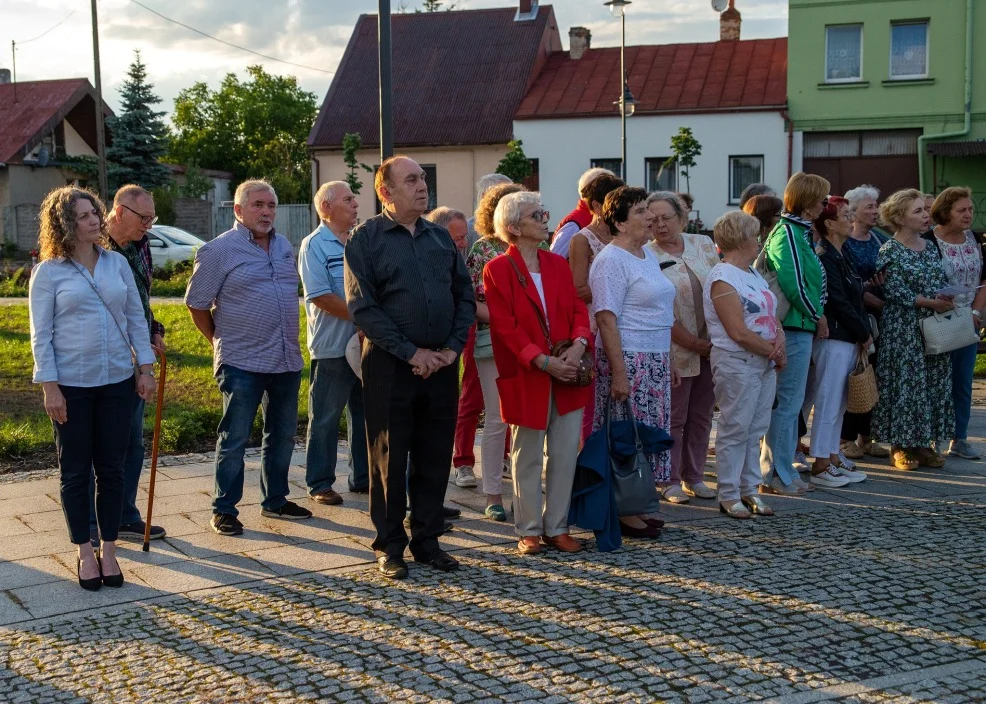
[527,209,550,223]
[655,214,679,224]
[121,203,159,227]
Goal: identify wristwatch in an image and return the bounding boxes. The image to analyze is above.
[574,336,588,347]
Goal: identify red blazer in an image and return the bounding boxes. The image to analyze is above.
[483,245,593,430]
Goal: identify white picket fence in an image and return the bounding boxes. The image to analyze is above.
[215,204,315,251]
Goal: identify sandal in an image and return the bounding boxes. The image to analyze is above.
[891,448,919,471]
[740,495,774,516]
[915,447,945,469]
[719,501,752,519]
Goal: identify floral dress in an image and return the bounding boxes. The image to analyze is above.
[870,239,953,447]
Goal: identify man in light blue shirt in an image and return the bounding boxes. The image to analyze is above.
[299,180,368,505]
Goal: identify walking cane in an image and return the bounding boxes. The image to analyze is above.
[143,350,167,552]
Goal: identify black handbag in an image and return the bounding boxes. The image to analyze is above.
[606,398,664,517]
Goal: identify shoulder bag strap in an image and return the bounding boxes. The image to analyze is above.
[505,254,552,347]
[68,259,138,363]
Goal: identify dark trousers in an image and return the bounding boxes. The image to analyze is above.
[89,392,145,538]
[53,377,134,544]
[362,343,457,558]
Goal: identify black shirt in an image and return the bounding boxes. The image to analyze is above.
[344,210,475,361]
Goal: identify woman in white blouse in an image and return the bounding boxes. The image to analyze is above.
[29,186,156,591]
[647,191,720,504]
[589,186,679,539]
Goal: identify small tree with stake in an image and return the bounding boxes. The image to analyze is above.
[664,127,702,195]
[341,133,374,195]
[495,140,532,184]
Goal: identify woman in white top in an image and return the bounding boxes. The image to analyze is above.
[703,212,786,518]
[29,186,156,591]
[928,187,984,460]
[589,186,679,539]
[647,191,721,504]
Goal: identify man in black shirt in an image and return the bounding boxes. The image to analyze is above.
[344,155,475,579]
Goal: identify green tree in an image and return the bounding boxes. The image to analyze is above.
[664,127,702,194]
[167,66,318,203]
[495,140,532,184]
[105,50,172,192]
[341,133,374,195]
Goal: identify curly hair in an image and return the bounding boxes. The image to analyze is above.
[474,182,527,239]
[38,186,108,261]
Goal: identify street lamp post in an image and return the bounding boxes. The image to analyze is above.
[605,0,634,182]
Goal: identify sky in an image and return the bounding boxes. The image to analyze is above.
[1,0,788,120]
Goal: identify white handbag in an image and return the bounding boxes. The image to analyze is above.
[920,306,980,355]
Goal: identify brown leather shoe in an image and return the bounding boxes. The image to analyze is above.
[517,536,541,554]
[541,533,583,552]
[310,489,343,505]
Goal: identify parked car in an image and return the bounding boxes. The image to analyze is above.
[146,226,207,269]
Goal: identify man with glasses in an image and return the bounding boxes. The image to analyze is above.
[87,184,167,544]
[344,156,475,579]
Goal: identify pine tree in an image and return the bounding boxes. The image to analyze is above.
[105,50,171,193]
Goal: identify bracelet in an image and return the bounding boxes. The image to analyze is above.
[140,371,155,377]
[541,355,550,371]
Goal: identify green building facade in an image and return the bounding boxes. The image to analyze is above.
[788,0,985,228]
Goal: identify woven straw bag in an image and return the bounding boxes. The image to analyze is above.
[846,348,878,414]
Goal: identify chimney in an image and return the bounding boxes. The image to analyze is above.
[515,0,538,21]
[569,27,591,60]
[720,0,741,41]
[0,69,10,84]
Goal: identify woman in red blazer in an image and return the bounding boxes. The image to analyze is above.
[484,191,593,556]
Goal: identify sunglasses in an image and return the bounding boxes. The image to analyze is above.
[121,203,159,227]
[527,209,550,223]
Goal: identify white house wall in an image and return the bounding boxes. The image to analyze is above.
[514,112,800,229]
[63,119,96,157]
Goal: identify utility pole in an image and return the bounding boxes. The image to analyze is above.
[90,0,108,199]
[11,41,17,103]
[378,0,394,162]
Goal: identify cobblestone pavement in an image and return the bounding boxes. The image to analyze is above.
[2,489,985,703]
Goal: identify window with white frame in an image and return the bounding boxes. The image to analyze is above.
[729,156,764,205]
[825,24,863,82]
[645,158,677,192]
[890,21,929,79]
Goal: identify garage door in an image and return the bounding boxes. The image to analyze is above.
[803,129,921,197]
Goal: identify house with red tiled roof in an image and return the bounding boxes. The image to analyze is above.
[514,16,797,229]
[307,1,561,217]
[0,75,112,251]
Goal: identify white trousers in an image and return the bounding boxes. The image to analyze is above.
[806,339,857,459]
[476,357,510,496]
[711,349,776,503]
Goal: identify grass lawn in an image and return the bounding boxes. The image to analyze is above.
[0,302,321,465]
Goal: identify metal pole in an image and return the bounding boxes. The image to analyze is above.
[378,0,394,162]
[11,41,17,103]
[90,0,108,199]
[620,9,627,183]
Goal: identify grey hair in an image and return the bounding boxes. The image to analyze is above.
[844,184,880,217]
[313,180,348,215]
[475,173,512,204]
[426,206,467,229]
[578,167,615,195]
[234,179,278,208]
[738,183,776,208]
[645,190,686,220]
[493,191,542,244]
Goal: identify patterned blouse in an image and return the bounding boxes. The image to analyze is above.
[466,237,548,331]
[935,229,982,307]
[648,234,720,377]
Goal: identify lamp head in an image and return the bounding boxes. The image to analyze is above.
[712,0,728,12]
[604,0,631,17]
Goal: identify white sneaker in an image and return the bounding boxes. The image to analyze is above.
[833,461,867,483]
[661,485,690,504]
[810,467,851,488]
[837,451,857,470]
[453,465,478,488]
[793,451,810,473]
[502,459,512,478]
[791,475,816,492]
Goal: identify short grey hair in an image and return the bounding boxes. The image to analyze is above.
[426,206,467,229]
[313,180,348,215]
[234,179,278,208]
[738,183,775,208]
[844,184,880,217]
[645,191,686,221]
[493,191,542,244]
[578,167,615,196]
[476,173,511,204]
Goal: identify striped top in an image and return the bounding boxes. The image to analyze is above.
[344,210,475,361]
[185,221,303,375]
[298,222,353,359]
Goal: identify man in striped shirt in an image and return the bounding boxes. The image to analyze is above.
[345,156,475,579]
[186,179,312,536]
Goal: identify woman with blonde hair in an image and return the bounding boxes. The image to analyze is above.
[926,187,983,459]
[759,172,829,495]
[29,186,156,590]
[871,189,954,470]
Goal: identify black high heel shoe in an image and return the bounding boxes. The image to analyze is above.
[97,548,125,588]
[77,555,102,591]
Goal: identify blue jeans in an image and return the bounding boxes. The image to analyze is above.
[213,365,301,517]
[88,393,144,539]
[761,330,813,486]
[305,357,368,494]
[951,341,977,440]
